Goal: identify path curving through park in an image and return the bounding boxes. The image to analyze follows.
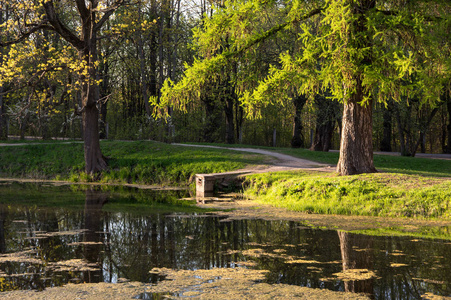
[172,143,335,174]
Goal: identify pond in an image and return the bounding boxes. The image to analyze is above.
[0,181,450,299]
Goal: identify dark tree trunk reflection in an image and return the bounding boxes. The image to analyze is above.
[0,206,7,253]
[83,189,108,283]
[338,231,374,297]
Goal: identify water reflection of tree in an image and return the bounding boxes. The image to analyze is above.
[0,205,7,253]
[82,188,108,283]
[338,231,374,297]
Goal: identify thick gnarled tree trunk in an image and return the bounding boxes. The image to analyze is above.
[337,79,376,175]
[79,45,107,173]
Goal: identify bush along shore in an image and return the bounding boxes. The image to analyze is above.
[1,140,451,220]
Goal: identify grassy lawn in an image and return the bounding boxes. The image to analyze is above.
[0,140,265,185]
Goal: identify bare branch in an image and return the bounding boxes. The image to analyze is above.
[74,0,89,20]
[0,23,52,47]
[42,0,84,50]
[94,0,126,32]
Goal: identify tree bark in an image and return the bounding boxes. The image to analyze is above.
[79,19,107,173]
[337,81,377,175]
[337,0,377,175]
[80,50,107,173]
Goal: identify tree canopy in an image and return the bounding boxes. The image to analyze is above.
[155,0,451,175]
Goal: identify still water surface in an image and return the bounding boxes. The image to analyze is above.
[0,181,450,299]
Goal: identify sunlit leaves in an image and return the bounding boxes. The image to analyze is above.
[159,0,450,122]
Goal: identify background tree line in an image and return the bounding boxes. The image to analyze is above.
[1,0,450,173]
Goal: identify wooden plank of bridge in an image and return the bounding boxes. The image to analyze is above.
[195,171,251,198]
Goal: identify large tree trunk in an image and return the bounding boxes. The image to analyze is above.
[41,0,110,173]
[81,75,107,173]
[337,0,377,175]
[337,82,376,175]
[79,43,107,173]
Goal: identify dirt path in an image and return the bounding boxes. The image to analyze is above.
[173,143,335,173]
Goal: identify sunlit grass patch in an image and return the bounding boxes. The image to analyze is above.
[243,171,451,219]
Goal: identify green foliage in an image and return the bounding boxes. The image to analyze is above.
[244,171,451,219]
[157,0,450,117]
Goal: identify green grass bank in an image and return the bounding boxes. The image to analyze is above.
[0,140,264,185]
[243,171,451,219]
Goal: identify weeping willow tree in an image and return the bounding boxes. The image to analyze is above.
[155,0,451,175]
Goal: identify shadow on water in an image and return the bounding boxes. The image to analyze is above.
[0,181,450,299]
